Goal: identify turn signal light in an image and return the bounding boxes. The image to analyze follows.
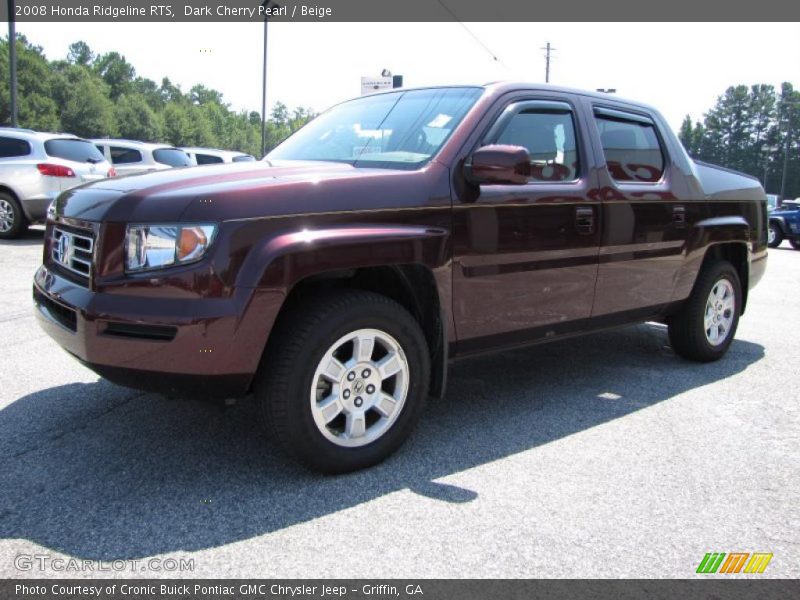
[108,167,117,177]
[37,163,76,177]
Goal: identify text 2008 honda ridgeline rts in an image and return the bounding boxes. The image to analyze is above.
[34,83,767,472]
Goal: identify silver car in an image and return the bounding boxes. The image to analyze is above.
[0,128,114,239]
[92,139,192,176]
[181,147,256,165]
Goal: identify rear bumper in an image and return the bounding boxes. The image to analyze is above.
[21,196,55,222]
[32,265,280,399]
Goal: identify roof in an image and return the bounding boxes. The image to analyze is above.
[353,81,659,114]
[91,138,176,149]
[0,128,81,140]
[180,147,251,157]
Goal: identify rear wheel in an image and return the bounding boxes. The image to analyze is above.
[668,260,741,362]
[255,290,430,473]
[0,193,28,240]
[790,238,800,250]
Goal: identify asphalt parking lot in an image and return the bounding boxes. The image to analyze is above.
[0,228,798,579]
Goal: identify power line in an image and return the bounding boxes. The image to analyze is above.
[436,0,503,66]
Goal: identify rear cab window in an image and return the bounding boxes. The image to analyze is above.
[153,148,192,167]
[0,136,32,158]
[232,155,255,162]
[594,107,665,183]
[44,139,106,164]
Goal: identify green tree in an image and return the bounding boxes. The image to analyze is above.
[93,51,135,99]
[66,41,94,66]
[0,35,60,130]
[115,94,162,141]
[56,68,118,137]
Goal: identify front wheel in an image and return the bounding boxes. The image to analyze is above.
[767,223,783,248]
[790,238,800,250]
[255,290,430,473]
[668,261,742,362]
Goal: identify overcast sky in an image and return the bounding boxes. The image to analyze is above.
[17,21,800,131]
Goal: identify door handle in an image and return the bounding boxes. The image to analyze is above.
[672,205,686,226]
[575,206,595,235]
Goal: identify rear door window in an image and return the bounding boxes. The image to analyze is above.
[44,139,106,163]
[153,148,192,167]
[109,146,143,164]
[0,136,32,158]
[232,154,255,162]
[195,153,224,165]
[595,109,665,182]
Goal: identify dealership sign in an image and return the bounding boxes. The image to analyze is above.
[360,76,393,96]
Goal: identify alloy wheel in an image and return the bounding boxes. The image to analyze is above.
[310,328,409,448]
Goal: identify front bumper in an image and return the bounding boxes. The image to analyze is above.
[33,265,279,399]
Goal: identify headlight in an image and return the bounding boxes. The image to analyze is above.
[125,224,217,272]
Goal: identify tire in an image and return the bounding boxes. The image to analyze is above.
[767,222,783,248]
[0,192,28,240]
[668,260,742,362]
[790,238,800,250]
[255,290,430,473]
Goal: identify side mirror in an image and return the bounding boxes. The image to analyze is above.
[464,144,530,185]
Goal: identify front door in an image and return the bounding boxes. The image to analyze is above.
[452,97,601,351]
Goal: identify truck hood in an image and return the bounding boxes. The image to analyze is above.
[55,160,438,223]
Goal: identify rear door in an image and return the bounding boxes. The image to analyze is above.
[452,94,602,349]
[589,105,691,317]
[108,145,148,176]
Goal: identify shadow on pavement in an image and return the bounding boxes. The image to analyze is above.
[0,227,45,247]
[0,323,764,560]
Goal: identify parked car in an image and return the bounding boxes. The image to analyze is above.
[92,139,192,176]
[181,147,256,165]
[0,128,114,239]
[34,83,767,472]
[768,200,800,249]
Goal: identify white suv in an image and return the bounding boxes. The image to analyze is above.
[181,147,256,165]
[92,140,192,177]
[0,128,115,239]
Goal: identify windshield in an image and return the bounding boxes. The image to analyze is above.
[267,87,483,169]
[45,139,106,163]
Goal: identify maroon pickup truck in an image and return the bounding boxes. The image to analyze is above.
[33,83,767,472]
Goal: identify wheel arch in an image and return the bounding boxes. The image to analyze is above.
[243,225,452,399]
[672,216,752,314]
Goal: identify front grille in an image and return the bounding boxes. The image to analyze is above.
[51,226,94,281]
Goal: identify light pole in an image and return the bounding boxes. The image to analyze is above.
[7,0,18,127]
[260,1,280,158]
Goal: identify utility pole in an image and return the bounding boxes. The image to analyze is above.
[541,42,554,83]
[780,135,791,200]
[7,0,18,127]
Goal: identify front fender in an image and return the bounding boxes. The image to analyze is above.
[235,224,451,291]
